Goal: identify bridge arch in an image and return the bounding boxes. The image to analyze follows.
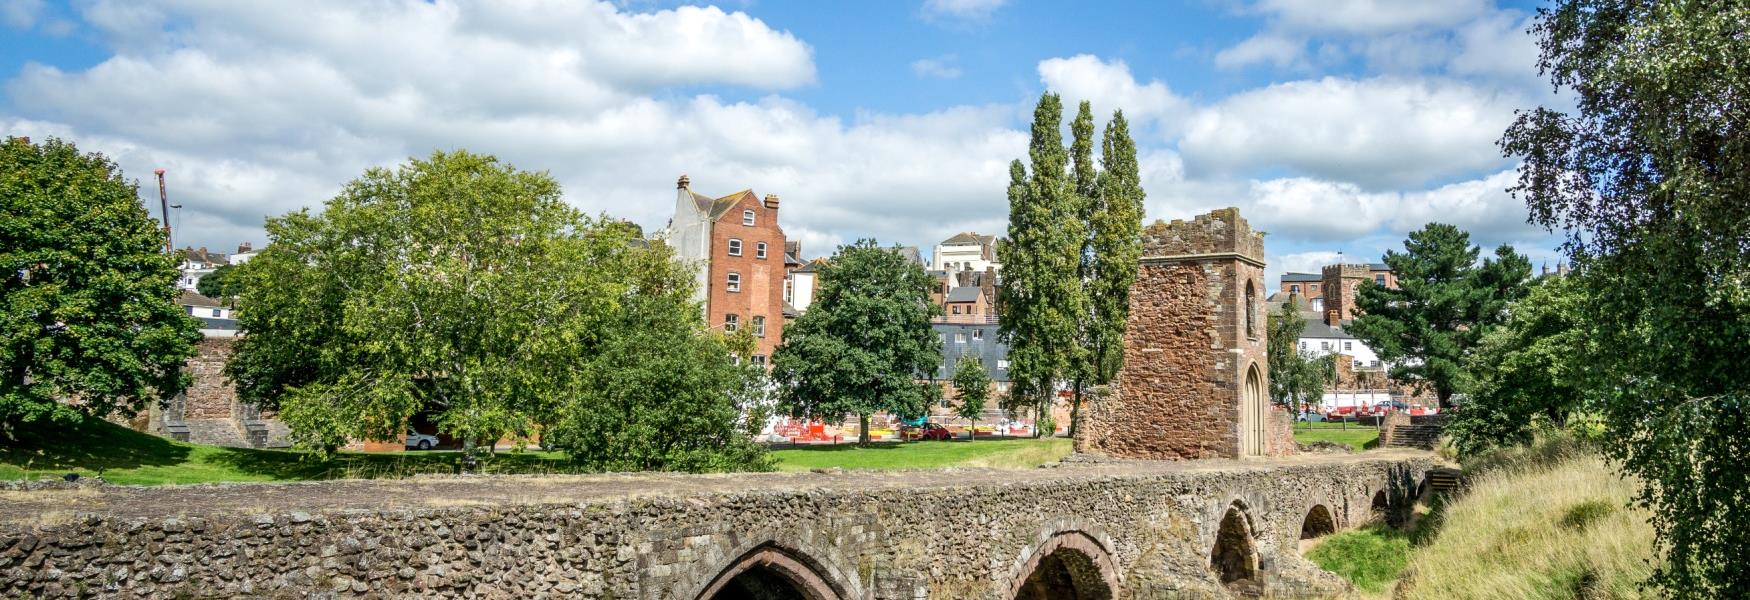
[1299,504,1337,541]
[1008,530,1120,600]
[1210,500,1264,594]
[680,531,864,600]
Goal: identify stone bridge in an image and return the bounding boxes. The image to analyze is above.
[1,451,1432,599]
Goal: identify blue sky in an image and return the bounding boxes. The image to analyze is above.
[1,0,1567,284]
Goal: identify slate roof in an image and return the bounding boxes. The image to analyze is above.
[1281,272,1321,282]
[1300,320,1356,339]
[945,287,983,303]
[891,246,925,266]
[939,232,996,246]
[687,189,754,221]
[178,290,223,307]
[793,258,828,274]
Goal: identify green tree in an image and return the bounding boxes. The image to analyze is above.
[999,93,1086,435]
[195,263,245,303]
[1071,109,1146,435]
[1266,302,1337,414]
[1346,224,1530,407]
[1499,2,1750,595]
[545,260,770,472]
[1448,275,1591,456]
[951,355,990,441]
[228,150,763,472]
[1,136,200,430]
[771,240,941,445]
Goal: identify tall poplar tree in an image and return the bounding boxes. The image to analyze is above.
[1074,110,1145,434]
[998,93,1082,436]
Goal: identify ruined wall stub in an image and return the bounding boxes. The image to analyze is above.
[1077,207,1292,459]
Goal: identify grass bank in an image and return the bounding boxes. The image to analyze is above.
[1308,436,1656,599]
[770,438,1074,472]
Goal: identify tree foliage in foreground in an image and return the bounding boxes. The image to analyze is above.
[1500,2,1750,595]
[1448,275,1593,457]
[1346,223,1530,407]
[195,263,244,303]
[1067,105,1146,436]
[999,93,1084,425]
[952,355,990,438]
[771,239,941,445]
[229,150,764,471]
[1265,302,1336,414]
[0,136,200,429]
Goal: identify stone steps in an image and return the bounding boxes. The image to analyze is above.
[1386,424,1445,449]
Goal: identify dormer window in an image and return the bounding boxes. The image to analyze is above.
[728,239,742,257]
[743,210,756,226]
[756,242,767,259]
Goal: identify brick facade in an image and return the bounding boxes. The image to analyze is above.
[1320,264,1369,325]
[704,191,787,361]
[1076,208,1294,460]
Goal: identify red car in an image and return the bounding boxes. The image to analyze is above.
[906,422,955,441]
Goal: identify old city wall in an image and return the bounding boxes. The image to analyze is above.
[1078,208,1290,460]
[182,338,236,420]
[0,455,1431,599]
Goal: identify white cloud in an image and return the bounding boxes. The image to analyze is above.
[1249,0,1490,35]
[1180,76,1521,188]
[1239,168,1538,245]
[911,55,962,79]
[2,0,44,29]
[1037,55,1189,135]
[1215,33,1306,70]
[921,0,1008,20]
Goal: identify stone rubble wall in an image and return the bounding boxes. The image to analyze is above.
[0,457,1432,599]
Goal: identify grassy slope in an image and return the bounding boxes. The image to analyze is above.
[1399,451,1655,599]
[1,418,574,486]
[1308,439,1656,599]
[770,438,1074,472]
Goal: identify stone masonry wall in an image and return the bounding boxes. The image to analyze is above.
[1319,264,1368,326]
[182,338,236,420]
[0,456,1432,599]
[1078,208,1278,460]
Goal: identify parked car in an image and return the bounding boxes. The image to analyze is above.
[1297,411,1327,423]
[1381,400,1411,411]
[405,430,440,450]
[905,422,955,441]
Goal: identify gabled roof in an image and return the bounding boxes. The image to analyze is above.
[891,246,925,266]
[945,287,983,303]
[939,232,996,246]
[784,252,802,267]
[793,258,828,274]
[1281,272,1321,282]
[178,290,223,307]
[688,189,755,221]
[1300,320,1356,340]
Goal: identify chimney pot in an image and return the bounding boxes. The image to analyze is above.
[677,175,690,190]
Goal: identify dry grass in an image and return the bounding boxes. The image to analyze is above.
[1397,451,1657,599]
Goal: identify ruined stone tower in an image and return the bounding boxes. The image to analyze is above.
[1075,208,1294,460]
[1320,263,1369,326]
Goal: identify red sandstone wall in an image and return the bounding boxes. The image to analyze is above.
[185,338,238,420]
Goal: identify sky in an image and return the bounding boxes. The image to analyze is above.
[0,0,1569,285]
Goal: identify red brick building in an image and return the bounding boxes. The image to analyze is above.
[662,176,788,364]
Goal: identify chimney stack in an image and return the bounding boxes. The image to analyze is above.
[764,193,780,210]
[238,242,253,254]
[677,175,690,190]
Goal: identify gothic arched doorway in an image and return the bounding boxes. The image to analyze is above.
[1242,363,1266,456]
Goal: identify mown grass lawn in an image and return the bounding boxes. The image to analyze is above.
[1,418,574,486]
[770,437,1074,472]
[1293,422,1380,451]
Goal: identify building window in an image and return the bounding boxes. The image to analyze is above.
[727,272,740,292]
[724,314,738,332]
[1375,275,1386,285]
[752,315,766,337]
[185,306,194,315]
[1344,341,1353,351]
[756,242,767,259]
[1321,341,1331,351]
[1311,283,1321,292]
[997,359,1009,370]
[752,355,766,366]
[728,239,742,256]
[1290,284,1300,294]
[211,308,221,317]
[1245,281,1257,338]
[954,333,966,344]
[1299,341,1307,351]
[972,329,983,341]
[743,210,755,226]
[952,305,961,314]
